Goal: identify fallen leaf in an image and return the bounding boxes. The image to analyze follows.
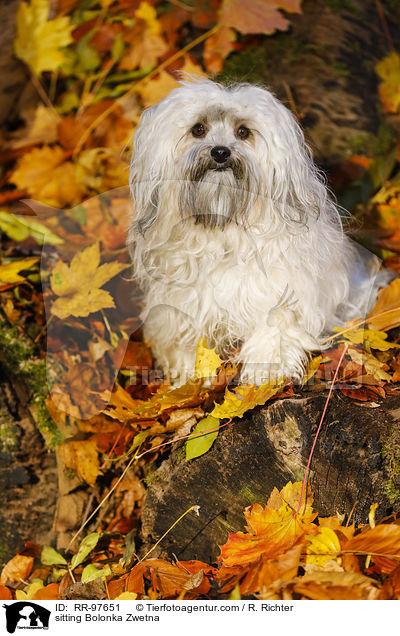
[334,326,400,350]
[185,415,220,460]
[203,27,236,73]
[376,51,400,114]
[14,0,73,75]
[305,527,341,567]
[220,0,302,35]
[0,257,38,285]
[219,482,316,567]
[58,439,101,485]
[194,338,223,380]
[136,71,179,108]
[0,211,63,245]
[0,555,34,585]
[50,242,127,319]
[368,278,400,332]
[0,585,13,600]
[210,380,284,419]
[11,145,85,207]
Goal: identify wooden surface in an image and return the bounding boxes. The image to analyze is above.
[141,391,400,563]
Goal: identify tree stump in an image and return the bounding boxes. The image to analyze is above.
[141,391,400,564]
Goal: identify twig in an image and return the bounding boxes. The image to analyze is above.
[296,344,348,514]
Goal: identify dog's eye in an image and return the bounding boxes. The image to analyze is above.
[191,123,206,138]
[236,125,250,140]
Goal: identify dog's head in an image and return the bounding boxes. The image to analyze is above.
[130,80,330,235]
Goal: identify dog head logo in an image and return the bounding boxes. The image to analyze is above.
[3,602,50,633]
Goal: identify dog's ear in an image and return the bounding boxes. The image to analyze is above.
[256,89,336,227]
[130,106,162,235]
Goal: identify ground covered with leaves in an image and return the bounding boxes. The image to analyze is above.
[1,0,400,601]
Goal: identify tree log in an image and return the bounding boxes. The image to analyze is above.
[141,391,400,564]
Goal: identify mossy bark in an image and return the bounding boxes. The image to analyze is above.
[0,319,57,566]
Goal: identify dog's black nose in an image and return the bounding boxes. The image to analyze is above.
[211,146,231,164]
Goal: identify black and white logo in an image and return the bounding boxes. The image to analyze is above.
[3,602,50,633]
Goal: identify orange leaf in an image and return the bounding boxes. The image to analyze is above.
[203,27,236,73]
[343,524,400,574]
[0,555,34,585]
[32,583,60,600]
[0,585,13,600]
[58,439,101,486]
[368,278,400,332]
[219,481,317,567]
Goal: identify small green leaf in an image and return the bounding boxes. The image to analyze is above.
[185,415,220,461]
[81,564,111,583]
[70,532,100,570]
[41,545,68,566]
[0,212,64,246]
[70,205,87,226]
[111,33,125,62]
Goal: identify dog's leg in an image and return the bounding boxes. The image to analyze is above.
[239,307,319,384]
[142,304,198,385]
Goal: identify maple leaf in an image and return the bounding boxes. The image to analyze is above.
[347,347,392,382]
[14,0,73,75]
[119,3,168,73]
[50,242,128,319]
[194,338,223,380]
[219,481,317,568]
[0,257,38,286]
[210,379,284,419]
[334,326,400,350]
[220,0,302,35]
[10,145,85,207]
[135,1,162,36]
[368,278,400,332]
[376,51,400,114]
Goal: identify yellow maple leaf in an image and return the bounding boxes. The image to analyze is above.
[194,338,223,380]
[11,145,85,207]
[376,51,400,114]
[0,257,39,285]
[333,326,400,351]
[305,526,342,568]
[347,347,392,382]
[14,0,73,76]
[210,379,284,419]
[135,1,161,35]
[50,243,128,319]
[58,439,101,486]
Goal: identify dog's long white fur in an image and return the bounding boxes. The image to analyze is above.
[128,80,381,385]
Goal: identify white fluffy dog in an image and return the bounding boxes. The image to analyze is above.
[128,80,380,385]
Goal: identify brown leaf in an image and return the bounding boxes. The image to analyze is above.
[0,555,34,585]
[220,0,302,35]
